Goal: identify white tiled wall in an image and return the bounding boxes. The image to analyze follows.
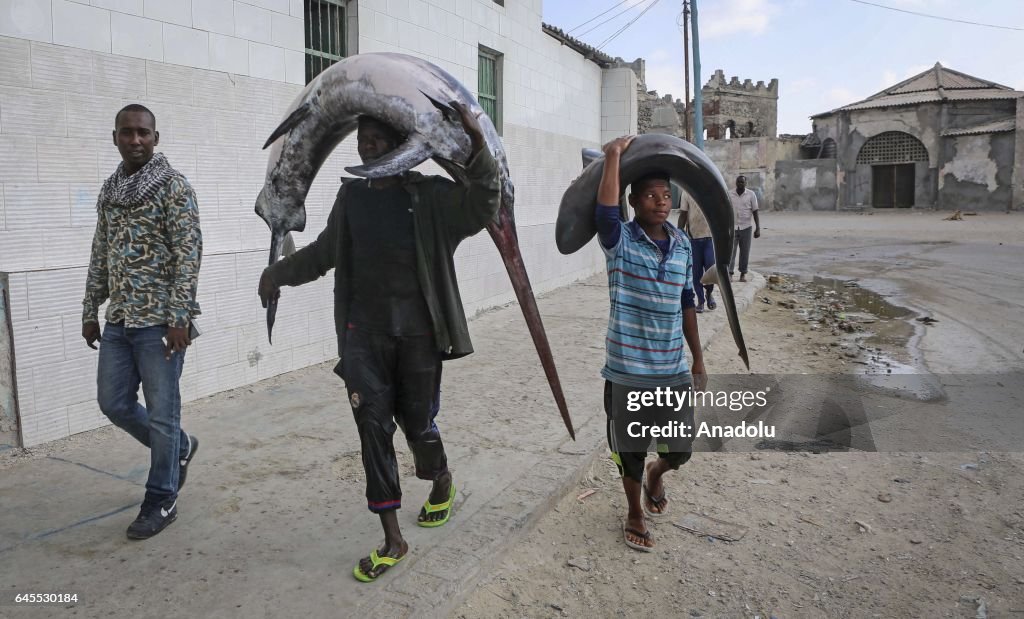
[0,0,630,446]
[601,67,638,145]
[0,0,305,84]
[355,0,613,314]
[0,33,338,446]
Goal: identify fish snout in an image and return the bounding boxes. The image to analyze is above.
[254,186,271,220]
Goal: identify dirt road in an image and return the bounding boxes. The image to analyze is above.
[457,212,1024,618]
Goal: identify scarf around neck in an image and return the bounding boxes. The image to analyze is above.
[100,152,176,208]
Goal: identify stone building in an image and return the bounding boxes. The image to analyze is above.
[605,57,685,137]
[806,63,1023,210]
[616,65,783,210]
[0,0,637,447]
[692,70,781,209]
[698,69,779,139]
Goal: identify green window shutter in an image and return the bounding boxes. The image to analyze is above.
[478,47,501,134]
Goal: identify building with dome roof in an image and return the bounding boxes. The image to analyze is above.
[806,63,1023,211]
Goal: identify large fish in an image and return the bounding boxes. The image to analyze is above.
[556,133,749,368]
[256,52,575,439]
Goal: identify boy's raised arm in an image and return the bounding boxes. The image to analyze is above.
[595,136,634,249]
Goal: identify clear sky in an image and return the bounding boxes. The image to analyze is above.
[541,0,1024,135]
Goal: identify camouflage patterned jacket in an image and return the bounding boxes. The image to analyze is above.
[82,165,202,329]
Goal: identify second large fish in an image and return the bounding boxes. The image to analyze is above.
[555,133,750,368]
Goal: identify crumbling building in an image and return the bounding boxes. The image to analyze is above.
[805,63,1023,211]
[699,69,779,139]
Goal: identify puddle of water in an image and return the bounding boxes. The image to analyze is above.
[805,276,912,320]
[773,273,942,401]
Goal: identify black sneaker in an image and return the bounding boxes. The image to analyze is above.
[126,499,177,540]
[178,434,199,491]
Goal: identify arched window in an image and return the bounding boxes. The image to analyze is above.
[856,131,927,164]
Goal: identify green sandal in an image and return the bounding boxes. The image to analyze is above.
[353,549,405,582]
[417,483,456,528]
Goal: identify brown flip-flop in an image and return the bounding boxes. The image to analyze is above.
[623,521,654,552]
[643,483,669,518]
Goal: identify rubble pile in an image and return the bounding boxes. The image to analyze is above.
[761,273,908,370]
[765,274,871,337]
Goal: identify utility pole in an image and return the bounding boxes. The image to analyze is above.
[691,0,704,150]
[682,0,691,142]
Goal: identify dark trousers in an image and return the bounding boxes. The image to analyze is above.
[730,226,753,275]
[690,236,716,305]
[340,328,447,512]
[604,381,693,483]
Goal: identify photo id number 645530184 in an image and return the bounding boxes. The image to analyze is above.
[10,593,80,605]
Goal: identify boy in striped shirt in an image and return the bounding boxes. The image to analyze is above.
[595,136,707,552]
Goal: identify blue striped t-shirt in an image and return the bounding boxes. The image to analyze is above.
[597,206,695,387]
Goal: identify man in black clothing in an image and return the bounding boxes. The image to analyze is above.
[258,104,499,581]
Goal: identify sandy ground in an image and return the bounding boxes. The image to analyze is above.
[2,212,1022,618]
[456,213,1024,618]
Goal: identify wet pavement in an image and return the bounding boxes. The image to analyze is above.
[753,211,1024,375]
[752,212,1024,453]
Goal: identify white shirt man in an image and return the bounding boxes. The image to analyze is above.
[727,175,760,282]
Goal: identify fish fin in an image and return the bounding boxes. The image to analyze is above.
[419,90,456,122]
[581,148,603,169]
[345,134,433,178]
[263,101,313,149]
[281,232,296,258]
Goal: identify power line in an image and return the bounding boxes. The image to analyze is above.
[598,0,664,50]
[566,0,636,35]
[847,0,1024,32]
[576,0,655,39]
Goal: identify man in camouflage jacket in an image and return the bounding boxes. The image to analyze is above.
[82,104,202,540]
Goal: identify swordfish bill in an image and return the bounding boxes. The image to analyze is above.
[256,52,576,439]
[555,133,750,369]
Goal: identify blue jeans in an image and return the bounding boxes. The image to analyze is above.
[689,236,716,305]
[97,323,188,505]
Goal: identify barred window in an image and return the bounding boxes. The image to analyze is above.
[856,131,928,164]
[478,46,502,135]
[821,138,837,159]
[305,0,346,84]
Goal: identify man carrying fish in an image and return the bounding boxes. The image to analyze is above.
[257,104,498,582]
[594,136,707,552]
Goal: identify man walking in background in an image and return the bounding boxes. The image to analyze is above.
[678,191,717,312]
[728,175,760,282]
